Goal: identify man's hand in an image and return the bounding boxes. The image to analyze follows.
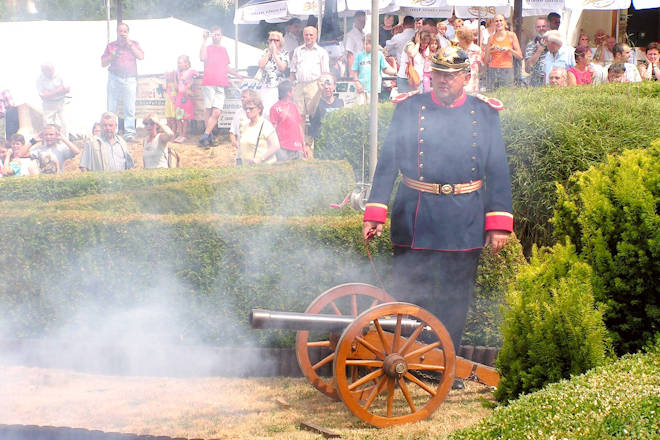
[484,230,510,254]
[362,221,383,240]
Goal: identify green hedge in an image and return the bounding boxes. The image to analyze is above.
[0,207,522,347]
[553,141,660,355]
[315,102,395,180]
[0,161,355,217]
[314,83,660,252]
[450,340,660,440]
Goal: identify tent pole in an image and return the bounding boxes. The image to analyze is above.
[106,0,111,44]
[235,0,239,71]
[368,0,379,184]
[318,0,323,39]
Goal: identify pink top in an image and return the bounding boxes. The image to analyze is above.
[568,67,592,85]
[202,45,230,87]
[102,39,142,76]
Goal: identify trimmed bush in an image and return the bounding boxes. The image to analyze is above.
[495,240,608,403]
[553,141,660,355]
[450,340,660,440]
[0,161,355,217]
[313,83,660,252]
[315,102,395,180]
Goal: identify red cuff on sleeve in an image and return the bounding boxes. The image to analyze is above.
[363,203,388,224]
[485,211,514,232]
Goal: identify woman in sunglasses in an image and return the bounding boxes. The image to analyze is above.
[238,95,280,165]
[257,31,289,120]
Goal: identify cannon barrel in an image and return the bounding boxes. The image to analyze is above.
[250,309,425,334]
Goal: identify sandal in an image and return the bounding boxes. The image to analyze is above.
[174,136,186,143]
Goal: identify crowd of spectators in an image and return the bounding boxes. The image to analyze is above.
[1,12,659,177]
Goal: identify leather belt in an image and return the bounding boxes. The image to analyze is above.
[402,176,483,195]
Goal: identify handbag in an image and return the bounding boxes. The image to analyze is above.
[406,61,421,89]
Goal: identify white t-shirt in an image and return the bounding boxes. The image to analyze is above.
[239,117,278,164]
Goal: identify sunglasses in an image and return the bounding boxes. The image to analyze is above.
[144,121,155,126]
[244,106,257,111]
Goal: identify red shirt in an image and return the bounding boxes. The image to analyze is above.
[270,100,303,151]
[102,39,141,77]
[201,45,230,87]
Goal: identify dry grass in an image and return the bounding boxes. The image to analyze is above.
[0,366,494,439]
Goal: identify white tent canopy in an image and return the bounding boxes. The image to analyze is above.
[0,17,262,135]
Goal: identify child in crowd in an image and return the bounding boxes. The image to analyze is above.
[2,134,40,177]
[173,55,197,143]
[351,34,397,102]
[270,80,304,161]
[164,70,177,137]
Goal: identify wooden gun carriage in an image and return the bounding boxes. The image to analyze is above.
[250,283,499,427]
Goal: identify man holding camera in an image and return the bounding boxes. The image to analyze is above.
[199,26,242,148]
[101,23,144,142]
[524,17,548,87]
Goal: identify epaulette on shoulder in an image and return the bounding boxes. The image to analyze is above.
[474,93,505,111]
[391,89,420,104]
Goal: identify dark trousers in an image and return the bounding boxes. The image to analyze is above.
[390,247,481,350]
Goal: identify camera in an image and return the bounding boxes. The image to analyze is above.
[535,35,546,47]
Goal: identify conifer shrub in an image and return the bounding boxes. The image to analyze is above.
[495,240,608,403]
[553,141,660,355]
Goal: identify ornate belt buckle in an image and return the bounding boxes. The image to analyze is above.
[440,184,453,195]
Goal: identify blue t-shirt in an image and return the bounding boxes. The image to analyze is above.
[352,51,388,93]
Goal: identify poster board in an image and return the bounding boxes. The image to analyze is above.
[136,74,263,130]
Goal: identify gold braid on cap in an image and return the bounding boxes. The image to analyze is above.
[430,46,470,72]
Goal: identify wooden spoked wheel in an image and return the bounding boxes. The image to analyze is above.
[295,283,395,400]
[333,302,455,427]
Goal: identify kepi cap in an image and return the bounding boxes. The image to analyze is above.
[430,45,470,72]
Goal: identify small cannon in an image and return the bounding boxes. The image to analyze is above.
[250,283,499,427]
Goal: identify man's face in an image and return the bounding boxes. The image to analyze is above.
[354,14,366,30]
[647,49,659,64]
[320,78,335,98]
[535,19,548,36]
[384,15,394,27]
[101,118,118,138]
[617,45,631,63]
[211,28,222,44]
[303,27,317,47]
[415,19,423,31]
[548,70,566,86]
[431,70,468,104]
[606,37,616,51]
[117,24,129,41]
[43,127,58,145]
[547,41,561,54]
[549,16,560,30]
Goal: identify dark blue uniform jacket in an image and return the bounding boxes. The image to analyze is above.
[364,91,513,251]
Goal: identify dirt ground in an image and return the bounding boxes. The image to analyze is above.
[62,132,236,173]
[0,366,495,440]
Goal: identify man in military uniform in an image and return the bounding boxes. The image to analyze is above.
[362,46,513,355]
